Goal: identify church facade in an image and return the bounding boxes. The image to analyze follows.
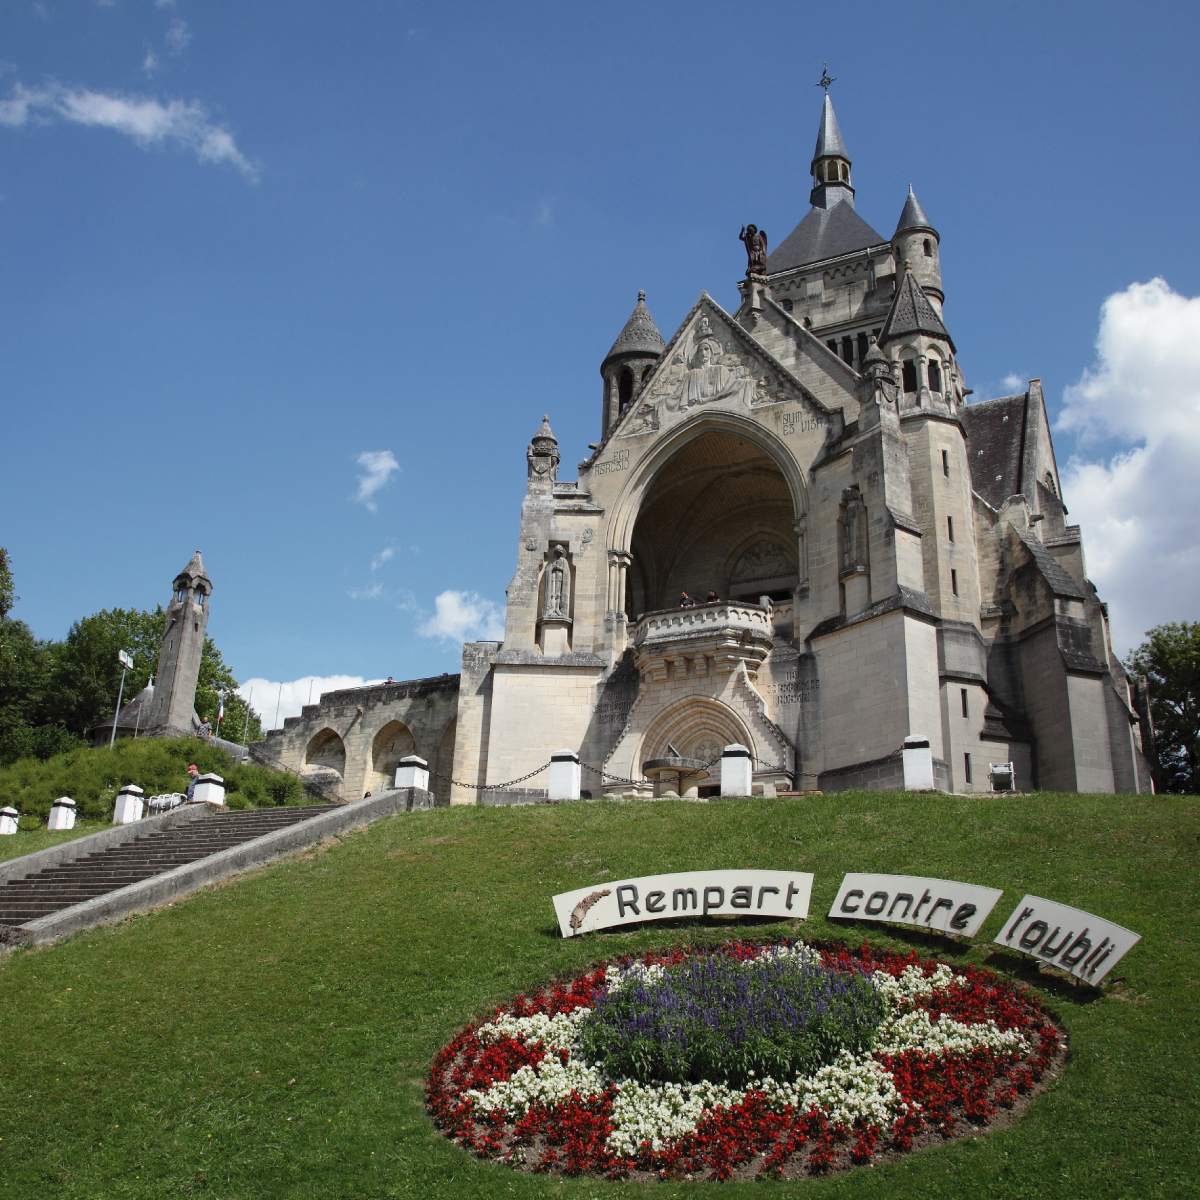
[261,92,1155,799]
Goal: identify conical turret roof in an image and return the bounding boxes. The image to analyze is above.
[604,291,666,364]
[813,92,848,161]
[531,414,557,447]
[176,551,210,585]
[879,265,954,351]
[894,185,936,237]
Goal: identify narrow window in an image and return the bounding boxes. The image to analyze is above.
[947,515,955,542]
[964,753,973,784]
[841,162,849,181]
[857,332,869,361]
[782,297,793,312]
[815,162,825,182]
[618,367,633,411]
[902,360,918,392]
[928,360,942,392]
[923,238,933,256]
[941,449,949,476]
[961,688,969,718]
[641,364,652,381]
[827,340,838,354]
[951,568,959,596]
[841,336,854,364]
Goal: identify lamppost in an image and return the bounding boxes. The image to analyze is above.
[109,649,134,751]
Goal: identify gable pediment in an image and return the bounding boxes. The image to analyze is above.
[612,294,832,442]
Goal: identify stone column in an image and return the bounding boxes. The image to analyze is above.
[192,773,226,806]
[395,755,430,790]
[48,797,77,831]
[0,806,18,835]
[112,785,145,824]
[902,735,934,791]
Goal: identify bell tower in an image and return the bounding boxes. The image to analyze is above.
[144,551,212,738]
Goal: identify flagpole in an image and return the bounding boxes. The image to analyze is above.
[274,682,282,730]
[242,686,253,750]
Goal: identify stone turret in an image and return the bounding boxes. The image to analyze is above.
[143,552,211,739]
[892,186,943,307]
[879,263,957,410]
[600,291,664,436]
[526,414,559,492]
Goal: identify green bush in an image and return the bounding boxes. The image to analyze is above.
[0,737,311,822]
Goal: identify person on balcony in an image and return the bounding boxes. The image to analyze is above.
[705,590,720,604]
[679,591,696,608]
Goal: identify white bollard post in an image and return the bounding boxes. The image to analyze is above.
[48,797,77,831]
[191,773,226,806]
[901,735,935,791]
[720,744,753,797]
[394,755,430,791]
[547,750,581,801]
[0,806,18,835]
[112,785,145,824]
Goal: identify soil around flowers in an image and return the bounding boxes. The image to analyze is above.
[427,939,1066,1183]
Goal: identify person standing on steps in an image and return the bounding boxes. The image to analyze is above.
[185,764,199,803]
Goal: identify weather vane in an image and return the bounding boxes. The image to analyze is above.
[816,62,835,92]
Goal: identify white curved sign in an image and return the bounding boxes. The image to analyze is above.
[553,870,813,938]
[995,895,1140,983]
[829,873,1003,937]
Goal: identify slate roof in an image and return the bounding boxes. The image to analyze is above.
[765,201,888,275]
[879,266,953,350]
[961,393,1028,510]
[813,93,848,160]
[894,185,935,236]
[1014,526,1087,601]
[604,291,666,363]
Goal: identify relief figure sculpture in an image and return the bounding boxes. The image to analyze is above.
[544,546,570,617]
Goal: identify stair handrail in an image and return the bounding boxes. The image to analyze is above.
[244,744,348,806]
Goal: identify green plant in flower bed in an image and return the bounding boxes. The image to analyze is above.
[580,950,883,1085]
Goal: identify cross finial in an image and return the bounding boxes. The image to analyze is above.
[816,62,835,92]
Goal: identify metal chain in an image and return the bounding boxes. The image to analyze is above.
[424,762,549,791]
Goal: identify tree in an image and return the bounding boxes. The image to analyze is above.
[0,547,14,621]
[1126,622,1200,794]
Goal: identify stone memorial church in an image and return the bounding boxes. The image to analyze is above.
[261,90,1156,799]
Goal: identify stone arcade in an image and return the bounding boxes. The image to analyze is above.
[260,90,1155,800]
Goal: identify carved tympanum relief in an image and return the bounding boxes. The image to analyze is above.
[620,313,787,438]
[731,541,793,584]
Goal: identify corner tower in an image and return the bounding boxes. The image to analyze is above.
[810,91,854,210]
[600,291,664,437]
[892,186,943,307]
[144,551,211,738]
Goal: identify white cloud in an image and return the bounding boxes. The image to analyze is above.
[142,50,160,76]
[0,81,256,178]
[419,590,504,645]
[1001,373,1024,392]
[354,450,399,511]
[165,19,191,54]
[371,545,396,570]
[347,581,384,600]
[238,675,387,731]
[1057,278,1200,655]
[536,197,555,226]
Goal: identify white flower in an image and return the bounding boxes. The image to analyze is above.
[477,1007,591,1053]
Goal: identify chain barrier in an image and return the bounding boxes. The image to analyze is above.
[424,762,549,792]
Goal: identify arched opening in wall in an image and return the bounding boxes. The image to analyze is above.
[304,728,346,789]
[432,718,456,807]
[367,720,416,794]
[618,367,634,411]
[626,430,798,616]
[641,698,754,796]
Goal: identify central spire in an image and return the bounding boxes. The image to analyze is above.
[810,92,854,210]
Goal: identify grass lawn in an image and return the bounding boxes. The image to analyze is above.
[0,821,109,865]
[0,790,1196,1199]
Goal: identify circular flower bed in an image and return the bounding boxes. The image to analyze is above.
[427,941,1062,1181]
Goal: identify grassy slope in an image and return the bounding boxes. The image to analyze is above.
[0,791,1195,1200]
[0,820,109,864]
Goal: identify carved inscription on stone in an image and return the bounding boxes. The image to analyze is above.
[783,410,827,437]
[594,697,634,725]
[762,673,820,707]
[594,448,631,475]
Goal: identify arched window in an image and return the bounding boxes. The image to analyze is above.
[815,162,824,182]
[923,238,932,257]
[841,162,849,181]
[902,360,918,393]
[927,360,942,392]
[618,367,633,411]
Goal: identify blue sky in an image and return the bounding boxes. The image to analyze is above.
[2,1,1199,723]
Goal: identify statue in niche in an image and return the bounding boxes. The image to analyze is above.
[841,486,868,573]
[739,224,768,276]
[544,546,570,618]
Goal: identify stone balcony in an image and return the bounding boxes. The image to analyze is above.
[631,602,776,683]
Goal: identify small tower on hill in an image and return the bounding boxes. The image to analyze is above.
[600,291,665,437]
[143,551,212,739]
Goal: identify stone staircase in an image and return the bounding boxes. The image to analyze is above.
[0,804,334,930]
